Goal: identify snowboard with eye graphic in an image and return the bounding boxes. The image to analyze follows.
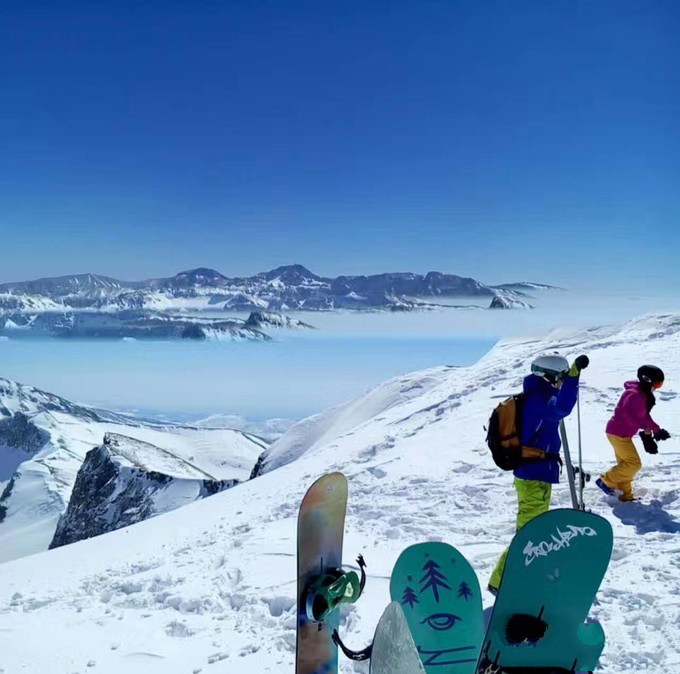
[390,542,484,673]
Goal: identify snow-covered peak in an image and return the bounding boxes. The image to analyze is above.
[493,281,563,292]
[0,273,128,299]
[0,378,267,562]
[49,432,248,550]
[261,264,323,285]
[170,267,230,287]
[489,290,533,310]
[100,433,221,480]
[423,271,490,295]
[244,311,316,330]
[0,376,109,423]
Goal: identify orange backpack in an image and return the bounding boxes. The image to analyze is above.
[486,394,551,470]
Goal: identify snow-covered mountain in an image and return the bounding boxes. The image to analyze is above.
[489,290,534,310]
[0,273,130,300]
[244,311,317,330]
[50,433,244,549]
[0,264,544,316]
[0,310,271,341]
[0,378,267,562]
[492,281,562,293]
[1,314,678,672]
[194,413,295,442]
[0,293,65,313]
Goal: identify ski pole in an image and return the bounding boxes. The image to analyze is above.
[577,390,584,511]
[559,419,579,510]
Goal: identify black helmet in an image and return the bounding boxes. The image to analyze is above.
[638,364,664,388]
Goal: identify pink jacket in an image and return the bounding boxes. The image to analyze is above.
[606,381,661,438]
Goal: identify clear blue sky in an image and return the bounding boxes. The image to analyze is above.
[1,0,678,290]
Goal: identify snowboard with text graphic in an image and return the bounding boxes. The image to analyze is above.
[477,508,613,673]
[296,472,348,674]
[390,542,484,673]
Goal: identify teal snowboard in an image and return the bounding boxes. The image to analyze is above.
[370,602,426,674]
[390,542,484,673]
[477,508,613,672]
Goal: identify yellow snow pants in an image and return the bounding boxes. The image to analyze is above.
[601,434,642,500]
[489,478,552,591]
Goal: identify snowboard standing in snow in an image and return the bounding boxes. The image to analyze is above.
[371,602,426,674]
[390,542,485,673]
[333,601,426,673]
[477,508,613,673]
[296,472,349,674]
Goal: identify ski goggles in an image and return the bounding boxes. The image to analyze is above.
[534,368,567,384]
[653,381,664,389]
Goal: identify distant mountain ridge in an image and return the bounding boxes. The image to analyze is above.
[0,264,556,314]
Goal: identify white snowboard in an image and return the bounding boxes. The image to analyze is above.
[371,602,426,674]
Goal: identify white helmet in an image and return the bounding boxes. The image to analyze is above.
[531,354,570,385]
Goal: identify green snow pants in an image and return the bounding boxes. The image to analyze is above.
[489,477,552,591]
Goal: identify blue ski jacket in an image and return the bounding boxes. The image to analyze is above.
[513,373,580,484]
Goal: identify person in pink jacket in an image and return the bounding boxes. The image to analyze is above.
[597,365,670,501]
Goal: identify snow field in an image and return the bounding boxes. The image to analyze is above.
[0,313,679,672]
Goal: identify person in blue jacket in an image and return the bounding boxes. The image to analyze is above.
[488,353,590,594]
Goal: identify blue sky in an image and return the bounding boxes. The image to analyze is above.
[1,1,678,290]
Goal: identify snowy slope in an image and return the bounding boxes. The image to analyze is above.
[0,379,267,562]
[195,414,294,443]
[0,293,65,313]
[0,314,679,673]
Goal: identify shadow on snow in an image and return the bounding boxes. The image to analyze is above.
[612,499,680,535]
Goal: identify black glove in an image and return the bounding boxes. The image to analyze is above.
[574,354,590,371]
[641,432,658,454]
[567,354,590,378]
[654,429,670,441]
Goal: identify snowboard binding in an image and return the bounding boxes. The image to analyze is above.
[304,554,367,623]
[505,611,548,644]
[331,630,372,662]
[573,466,591,485]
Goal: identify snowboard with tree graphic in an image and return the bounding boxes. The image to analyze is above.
[390,542,484,673]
